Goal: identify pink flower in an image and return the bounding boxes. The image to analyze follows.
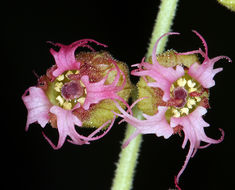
[116,31,231,188]
[22,39,129,149]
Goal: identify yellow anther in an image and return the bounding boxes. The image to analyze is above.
[172,109,180,118]
[63,101,72,110]
[195,97,201,102]
[170,84,175,92]
[188,87,197,93]
[56,95,64,106]
[188,98,196,105]
[187,103,192,109]
[187,98,196,109]
[77,97,85,105]
[177,78,187,87]
[54,82,63,92]
[80,81,86,88]
[57,74,64,81]
[181,107,189,115]
[187,80,196,88]
[75,70,79,74]
[65,71,73,78]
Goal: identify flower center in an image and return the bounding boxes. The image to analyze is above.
[61,81,84,100]
[46,70,87,110]
[173,87,187,108]
[165,73,204,119]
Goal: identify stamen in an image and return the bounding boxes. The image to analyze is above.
[188,87,197,93]
[65,71,73,79]
[63,101,72,110]
[187,103,192,109]
[54,82,63,92]
[177,78,186,87]
[56,95,64,106]
[80,81,86,88]
[195,97,201,102]
[187,98,196,109]
[77,97,85,105]
[57,74,64,81]
[180,107,189,115]
[187,80,196,88]
[172,109,180,117]
[170,84,175,92]
[188,98,196,105]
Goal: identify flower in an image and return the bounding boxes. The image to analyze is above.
[114,31,231,188]
[22,39,132,149]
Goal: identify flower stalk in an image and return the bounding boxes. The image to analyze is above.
[111,105,143,190]
[111,0,179,189]
[146,0,179,57]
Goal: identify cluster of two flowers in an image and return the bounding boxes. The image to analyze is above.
[22,31,231,188]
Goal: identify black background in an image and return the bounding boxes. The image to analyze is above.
[4,0,235,190]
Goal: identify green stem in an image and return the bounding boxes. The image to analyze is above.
[146,0,179,57]
[111,106,143,190]
[111,0,179,189]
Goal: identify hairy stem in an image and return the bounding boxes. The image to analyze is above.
[111,0,179,189]
[146,0,179,57]
[111,106,143,190]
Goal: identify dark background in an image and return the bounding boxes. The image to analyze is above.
[4,0,235,189]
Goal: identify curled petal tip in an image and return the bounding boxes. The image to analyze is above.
[226,56,232,63]
[174,176,182,190]
[218,128,225,142]
[171,32,180,35]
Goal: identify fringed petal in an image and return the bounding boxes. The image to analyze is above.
[170,106,224,184]
[188,55,231,88]
[22,87,51,131]
[68,117,116,144]
[43,106,86,150]
[49,39,107,77]
[42,106,115,149]
[81,60,128,110]
[114,102,173,147]
[178,30,232,88]
[132,33,184,101]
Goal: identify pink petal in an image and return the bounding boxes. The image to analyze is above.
[43,106,86,150]
[43,106,116,149]
[178,30,232,88]
[188,56,231,88]
[49,39,107,77]
[68,117,116,144]
[170,106,224,184]
[132,32,184,101]
[81,60,129,110]
[114,102,173,148]
[22,87,51,131]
